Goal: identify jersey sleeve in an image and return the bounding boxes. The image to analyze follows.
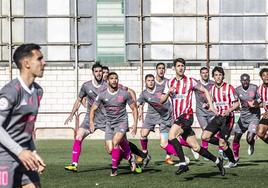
[230,85,238,102]
[0,86,24,156]
[94,93,103,107]
[78,83,87,99]
[163,80,169,94]
[192,78,200,90]
[137,92,145,106]
[126,91,134,106]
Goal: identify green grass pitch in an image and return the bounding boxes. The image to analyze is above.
[37,139,268,188]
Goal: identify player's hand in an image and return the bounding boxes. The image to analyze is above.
[18,150,39,171]
[64,115,73,125]
[247,100,256,108]
[262,111,268,119]
[131,125,137,137]
[168,86,175,94]
[209,106,219,116]
[222,109,230,117]
[89,122,95,132]
[33,152,46,174]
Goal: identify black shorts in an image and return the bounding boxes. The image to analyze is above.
[205,115,234,141]
[174,114,195,140]
[259,118,268,126]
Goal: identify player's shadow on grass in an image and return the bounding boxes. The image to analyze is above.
[183,171,238,181]
[77,166,112,173]
[154,160,203,167]
[246,160,268,163]
[119,168,162,176]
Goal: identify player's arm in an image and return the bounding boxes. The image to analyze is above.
[29,139,46,174]
[127,87,137,101]
[197,85,218,115]
[89,95,102,132]
[160,86,174,104]
[64,97,82,125]
[81,97,87,108]
[0,95,39,171]
[129,102,138,136]
[136,93,145,121]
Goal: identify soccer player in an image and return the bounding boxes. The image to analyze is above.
[195,67,224,159]
[256,68,268,144]
[201,66,240,168]
[64,63,113,172]
[139,63,174,165]
[232,73,261,161]
[0,43,46,188]
[161,58,225,176]
[102,66,109,81]
[90,72,138,176]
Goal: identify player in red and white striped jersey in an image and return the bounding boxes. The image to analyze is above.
[201,66,240,168]
[256,68,268,144]
[161,58,225,176]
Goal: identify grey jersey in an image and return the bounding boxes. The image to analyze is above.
[79,80,107,126]
[137,85,172,122]
[143,78,169,124]
[94,88,134,127]
[195,79,215,116]
[236,84,261,122]
[0,77,42,160]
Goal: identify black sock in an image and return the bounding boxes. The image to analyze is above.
[129,141,147,158]
[169,139,185,163]
[224,147,236,163]
[264,137,268,144]
[209,137,219,146]
[198,147,217,162]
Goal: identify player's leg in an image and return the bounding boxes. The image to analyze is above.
[15,163,40,188]
[256,118,268,144]
[140,128,151,153]
[232,119,244,161]
[159,123,174,165]
[197,115,210,149]
[246,121,258,155]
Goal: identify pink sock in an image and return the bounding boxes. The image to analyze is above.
[72,139,81,164]
[112,148,121,169]
[119,138,131,160]
[179,138,190,148]
[140,138,148,151]
[232,141,240,159]
[163,143,177,156]
[201,140,209,149]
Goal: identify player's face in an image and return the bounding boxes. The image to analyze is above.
[27,50,46,78]
[213,71,224,85]
[145,77,155,90]
[174,62,185,77]
[103,69,109,81]
[108,74,118,89]
[200,69,209,82]
[261,71,268,85]
[93,67,103,82]
[156,64,165,78]
[241,76,250,89]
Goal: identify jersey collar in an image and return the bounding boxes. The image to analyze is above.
[18,75,35,94]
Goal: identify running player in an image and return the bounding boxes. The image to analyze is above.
[0,43,46,188]
[256,68,268,144]
[90,72,138,176]
[161,58,225,176]
[201,66,239,168]
[232,73,261,161]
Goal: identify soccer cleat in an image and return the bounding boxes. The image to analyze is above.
[216,158,225,176]
[175,164,189,175]
[64,164,77,172]
[135,164,142,173]
[165,157,175,165]
[218,150,228,160]
[248,144,254,156]
[203,157,209,161]
[141,154,151,169]
[129,155,137,172]
[110,168,118,177]
[175,156,190,166]
[224,161,238,168]
[191,149,200,160]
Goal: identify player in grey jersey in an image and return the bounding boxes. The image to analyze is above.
[90,72,139,176]
[0,44,46,188]
[232,74,261,161]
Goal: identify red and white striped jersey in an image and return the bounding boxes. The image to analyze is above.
[258,84,268,111]
[210,82,238,115]
[163,76,199,120]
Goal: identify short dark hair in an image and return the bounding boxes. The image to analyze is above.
[107,72,118,79]
[156,62,165,69]
[13,43,41,69]
[173,58,185,67]
[259,68,268,77]
[200,66,209,73]
[240,73,250,80]
[92,62,102,71]
[102,66,109,71]
[212,66,225,77]
[145,74,155,80]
